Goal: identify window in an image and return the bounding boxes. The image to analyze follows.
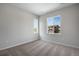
[47,15,61,34]
[34,18,38,34]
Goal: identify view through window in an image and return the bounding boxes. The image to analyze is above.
[34,18,38,34]
[47,15,61,34]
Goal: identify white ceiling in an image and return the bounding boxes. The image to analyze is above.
[10,3,74,16]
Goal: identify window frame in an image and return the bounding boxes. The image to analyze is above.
[47,15,61,34]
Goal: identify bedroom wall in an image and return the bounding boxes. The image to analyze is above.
[40,4,79,48]
[0,4,38,50]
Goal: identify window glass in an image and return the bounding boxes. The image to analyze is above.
[47,15,61,34]
[34,19,38,34]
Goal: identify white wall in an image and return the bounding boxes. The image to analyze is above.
[40,4,79,48]
[0,4,38,50]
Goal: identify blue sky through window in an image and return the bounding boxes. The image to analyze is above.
[47,17,54,26]
[47,16,61,26]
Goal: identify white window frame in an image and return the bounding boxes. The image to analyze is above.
[47,15,61,34]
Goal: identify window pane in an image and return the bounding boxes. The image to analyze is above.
[53,16,61,33]
[47,17,54,26]
[34,19,38,33]
[47,17,54,34]
[47,15,61,34]
[53,16,61,26]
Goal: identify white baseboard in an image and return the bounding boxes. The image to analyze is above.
[41,38,79,49]
[0,39,38,51]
